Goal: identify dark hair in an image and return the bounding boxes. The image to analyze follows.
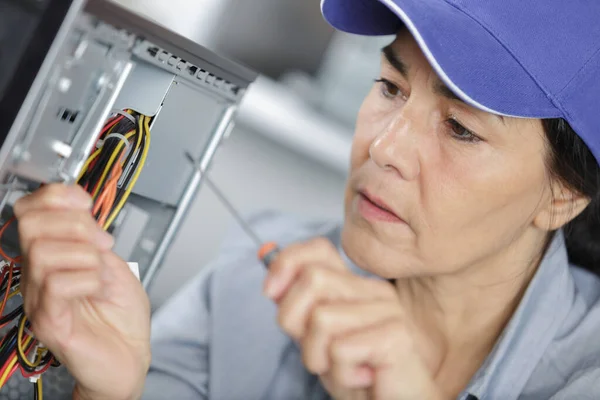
[543,119,600,274]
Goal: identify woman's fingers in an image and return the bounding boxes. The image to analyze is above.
[18,209,114,254]
[13,184,92,217]
[21,241,106,314]
[328,319,441,400]
[277,264,397,340]
[264,237,347,301]
[301,302,402,375]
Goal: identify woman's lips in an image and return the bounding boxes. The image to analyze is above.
[357,191,406,224]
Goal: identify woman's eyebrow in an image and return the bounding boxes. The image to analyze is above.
[382,45,408,78]
[434,80,506,125]
[382,44,505,125]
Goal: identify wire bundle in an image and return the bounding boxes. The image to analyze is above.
[0,109,151,398]
[0,259,52,399]
[78,109,151,231]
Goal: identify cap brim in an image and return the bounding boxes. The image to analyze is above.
[321,0,561,119]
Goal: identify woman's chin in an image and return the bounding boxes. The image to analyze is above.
[341,224,420,280]
[341,227,404,279]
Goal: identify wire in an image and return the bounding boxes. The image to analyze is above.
[91,129,135,199]
[94,161,123,227]
[35,378,42,400]
[0,356,18,388]
[20,359,51,378]
[0,109,150,396]
[77,148,101,182]
[0,305,22,326]
[17,315,40,368]
[0,218,22,264]
[104,114,151,229]
[0,263,14,319]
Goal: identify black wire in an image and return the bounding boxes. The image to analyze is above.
[119,114,141,173]
[33,380,39,400]
[15,315,35,373]
[0,272,18,294]
[0,304,22,326]
[15,316,52,374]
[0,327,17,367]
[113,119,146,211]
[81,116,134,194]
[88,139,120,200]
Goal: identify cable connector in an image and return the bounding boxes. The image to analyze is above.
[127,262,140,281]
[28,342,46,382]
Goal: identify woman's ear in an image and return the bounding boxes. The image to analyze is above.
[534,183,591,231]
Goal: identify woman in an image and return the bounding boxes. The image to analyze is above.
[14,0,600,399]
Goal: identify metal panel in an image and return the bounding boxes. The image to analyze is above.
[111,60,175,116]
[131,78,227,205]
[142,105,237,288]
[84,0,257,89]
[0,14,134,185]
[112,202,151,261]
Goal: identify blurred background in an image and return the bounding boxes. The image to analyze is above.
[114,0,394,308]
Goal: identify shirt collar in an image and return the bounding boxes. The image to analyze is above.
[463,231,574,400]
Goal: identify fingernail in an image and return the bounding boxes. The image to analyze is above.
[96,230,114,249]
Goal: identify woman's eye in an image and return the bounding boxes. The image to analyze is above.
[446,118,482,143]
[375,78,404,100]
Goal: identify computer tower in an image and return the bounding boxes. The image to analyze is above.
[0,0,256,397]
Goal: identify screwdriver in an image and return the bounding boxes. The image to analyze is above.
[184,152,280,268]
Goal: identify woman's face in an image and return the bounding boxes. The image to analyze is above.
[342,31,555,279]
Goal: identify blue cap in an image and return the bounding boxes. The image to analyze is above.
[321,0,600,165]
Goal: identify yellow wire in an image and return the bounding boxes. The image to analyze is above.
[0,356,17,388]
[103,115,151,230]
[77,149,100,182]
[0,335,33,389]
[91,129,136,198]
[37,378,43,400]
[17,316,39,368]
[77,129,137,185]
[8,288,19,299]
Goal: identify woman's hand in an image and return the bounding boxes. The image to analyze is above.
[264,238,444,400]
[14,184,151,400]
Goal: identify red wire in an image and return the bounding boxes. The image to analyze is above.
[0,263,13,318]
[0,351,15,382]
[0,218,21,264]
[93,161,122,227]
[98,114,124,141]
[79,114,125,189]
[19,362,52,378]
[19,361,52,378]
[17,338,52,378]
[5,363,17,382]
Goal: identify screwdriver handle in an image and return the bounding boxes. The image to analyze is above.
[258,242,280,268]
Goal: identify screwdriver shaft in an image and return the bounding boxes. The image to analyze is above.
[184,152,264,247]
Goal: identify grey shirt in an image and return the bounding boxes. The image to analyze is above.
[142,211,600,400]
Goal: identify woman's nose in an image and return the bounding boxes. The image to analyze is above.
[369,114,421,181]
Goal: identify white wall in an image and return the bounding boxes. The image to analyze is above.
[147,124,348,307]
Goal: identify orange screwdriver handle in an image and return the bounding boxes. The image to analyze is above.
[258,242,280,268]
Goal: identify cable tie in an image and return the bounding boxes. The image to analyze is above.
[96,133,132,159]
[111,109,136,125]
[23,326,35,338]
